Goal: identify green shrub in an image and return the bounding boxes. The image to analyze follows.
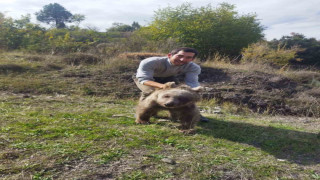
[269,33,320,66]
[241,41,301,66]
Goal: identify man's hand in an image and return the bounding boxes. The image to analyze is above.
[163,82,176,89]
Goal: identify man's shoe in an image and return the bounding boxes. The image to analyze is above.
[200,115,209,122]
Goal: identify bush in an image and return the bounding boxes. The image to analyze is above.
[142,3,264,59]
[241,41,301,66]
[269,33,320,66]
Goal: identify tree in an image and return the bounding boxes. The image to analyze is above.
[107,22,141,32]
[35,3,79,28]
[131,21,141,31]
[270,33,320,66]
[71,14,85,27]
[13,14,31,28]
[0,13,46,50]
[140,3,264,59]
[0,13,22,49]
[107,22,133,32]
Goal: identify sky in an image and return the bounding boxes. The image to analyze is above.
[1,0,320,40]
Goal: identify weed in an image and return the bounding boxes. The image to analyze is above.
[121,170,147,180]
[32,170,53,180]
[98,149,127,164]
[312,172,320,179]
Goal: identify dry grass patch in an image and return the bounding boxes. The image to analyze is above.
[201,59,320,117]
[0,64,27,74]
[24,54,46,62]
[202,59,278,74]
[63,53,102,65]
[288,91,320,117]
[118,52,166,60]
[280,70,320,85]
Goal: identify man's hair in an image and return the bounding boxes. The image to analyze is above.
[170,47,198,58]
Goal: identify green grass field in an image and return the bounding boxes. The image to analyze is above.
[0,52,319,179]
[1,94,319,179]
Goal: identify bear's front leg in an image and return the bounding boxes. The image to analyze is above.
[168,109,180,122]
[177,104,200,130]
[135,104,159,124]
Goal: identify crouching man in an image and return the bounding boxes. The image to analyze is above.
[132,47,209,122]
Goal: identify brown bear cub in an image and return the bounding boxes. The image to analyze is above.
[135,82,202,133]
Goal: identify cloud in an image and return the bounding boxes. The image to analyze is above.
[266,16,320,40]
[0,0,319,40]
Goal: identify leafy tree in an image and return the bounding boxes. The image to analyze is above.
[270,33,320,66]
[140,3,264,59]
[107,22,140,32]
[0,13,48,51]
[20,23,48,52]
[35,3,82,28]
[13,14,31,28]
[107,22,133,32]
[106,22,141,41]
[0,13,24,49]
[0,13,10,49]
[71,14,85,27]
[131,21,141,31]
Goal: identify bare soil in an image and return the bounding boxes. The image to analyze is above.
[198,66,320,117]
[70,61,319,117]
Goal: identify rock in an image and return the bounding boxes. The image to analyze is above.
[161,158,176,165]
[112,114,131,118]
[158,119,170,122]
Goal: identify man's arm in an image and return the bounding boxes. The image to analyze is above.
[142,80,166,89]
[184,63,201,88]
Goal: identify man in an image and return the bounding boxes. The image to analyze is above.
[133,47,209,122]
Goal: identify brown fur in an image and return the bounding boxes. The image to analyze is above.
[135,82,203,132]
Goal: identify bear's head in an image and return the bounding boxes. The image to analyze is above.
[156,86,202,108]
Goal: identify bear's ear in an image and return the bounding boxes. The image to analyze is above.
[191,86,204,92]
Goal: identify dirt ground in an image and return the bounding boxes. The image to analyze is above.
[197,66,320,117]
[101,60,320,117]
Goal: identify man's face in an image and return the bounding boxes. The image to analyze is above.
[168,50,195,66]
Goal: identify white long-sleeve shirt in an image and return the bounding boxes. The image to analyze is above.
[136,56,201,88]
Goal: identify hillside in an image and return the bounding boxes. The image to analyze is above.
[0,52,319,179]
[1,52,319,117]
[200,64,320,117]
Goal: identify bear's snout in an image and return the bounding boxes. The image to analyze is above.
[164,102,175,107]
[136,86,201,131]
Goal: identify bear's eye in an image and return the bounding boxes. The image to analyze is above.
[178,97,190,102]
[163,95,170,98]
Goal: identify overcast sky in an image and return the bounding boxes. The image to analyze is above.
[1,0,319,40]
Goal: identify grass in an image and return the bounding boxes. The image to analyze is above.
[0,52,140,97]
[202,57,320,117]
[0,94,319,179]
[0,51,320,179]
